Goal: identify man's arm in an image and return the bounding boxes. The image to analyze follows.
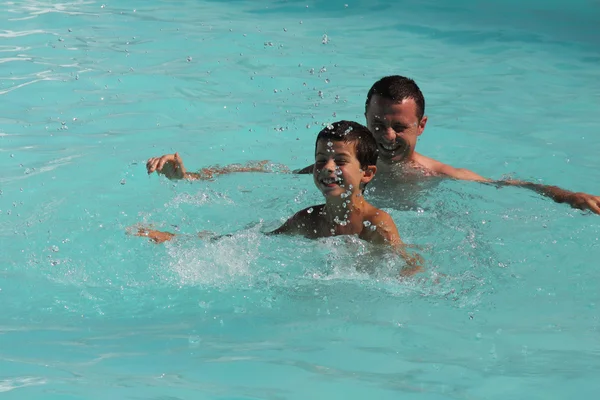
[146,153,289,181]
[292,164,314,174]
[433,160,600,214]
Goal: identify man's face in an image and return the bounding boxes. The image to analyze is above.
[365,95,427,163]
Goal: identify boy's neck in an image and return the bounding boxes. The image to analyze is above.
[323,191,367,225]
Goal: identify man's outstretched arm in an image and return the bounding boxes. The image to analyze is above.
[434,161,600,214]
[146,153,289,180]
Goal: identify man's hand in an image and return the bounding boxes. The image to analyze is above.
[564,192,600,214]
[146,153,187,180]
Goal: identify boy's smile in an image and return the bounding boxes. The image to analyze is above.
[313,140,369,198]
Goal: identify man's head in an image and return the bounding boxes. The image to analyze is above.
[365,75,428,164]
[313,120,378,198]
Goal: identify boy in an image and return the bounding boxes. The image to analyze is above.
[134,120,423,277]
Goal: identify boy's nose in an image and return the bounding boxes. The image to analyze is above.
[322,159,336,173]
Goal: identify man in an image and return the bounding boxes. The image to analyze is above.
[146,75,600,214]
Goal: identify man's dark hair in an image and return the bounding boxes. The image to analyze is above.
[365,75,425,120]
[315,120,378,169]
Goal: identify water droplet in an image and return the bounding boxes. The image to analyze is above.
[68,28,72,32]
[370,225,377,231]
[307,207,314,214]
[363,221,372,227]
[325,78,330,83]
[283,28,287,32]
[187,56,192,62]
[322,34,329,44]
[120,179,126,185]
[327,141,333,146]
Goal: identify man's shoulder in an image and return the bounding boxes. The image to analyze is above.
[412,152,446,172]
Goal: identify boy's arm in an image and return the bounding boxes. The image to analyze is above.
[365,212,424,277]
[146,153,289,181]
[129,226,222,243]
[431,160,600,214]
[267,208,312,236]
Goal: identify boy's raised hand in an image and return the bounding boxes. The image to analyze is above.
[146,152,187,180]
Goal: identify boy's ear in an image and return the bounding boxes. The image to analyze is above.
[361,165,377,185]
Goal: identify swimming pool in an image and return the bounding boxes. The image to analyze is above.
[2,0,600,398]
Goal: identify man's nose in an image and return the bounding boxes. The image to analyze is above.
[383,127,397,142]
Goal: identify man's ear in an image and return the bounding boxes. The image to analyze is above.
[417,115,428,136]
[361,165,377,185]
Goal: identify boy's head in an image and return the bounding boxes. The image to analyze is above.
[364,75,428,163]
[313,120,378,198]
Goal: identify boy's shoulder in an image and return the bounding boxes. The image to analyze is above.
[360,203,400,245]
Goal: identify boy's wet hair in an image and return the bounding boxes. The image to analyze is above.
[315,120,378,168]
[365,75,425,120]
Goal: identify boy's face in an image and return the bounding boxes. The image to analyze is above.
[365,95,427,163]
[313,139,376,198]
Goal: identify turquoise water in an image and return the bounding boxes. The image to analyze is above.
[2,0,600,398]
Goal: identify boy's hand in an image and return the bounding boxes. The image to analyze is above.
[128,226,175,243]
[146,153,187,180]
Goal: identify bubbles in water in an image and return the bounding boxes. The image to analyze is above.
[187,56,192,62]
[188,335,201,348]
[325,78,330,83]
[319,67,327,73]
[322,34,329,44]
[318,90,323,98]
[363,221,372,227]
[369,225,377,231]
[332,112,336,117]
[327,141,333,146]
